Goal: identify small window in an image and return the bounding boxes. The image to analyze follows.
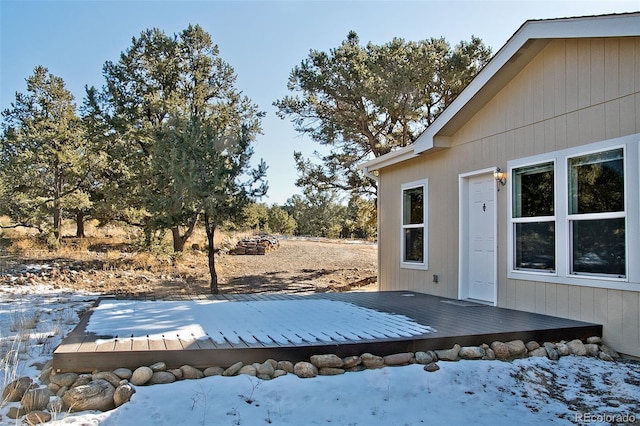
[401,179,427,269]
[568,148,625,277]
[512,162,555,272]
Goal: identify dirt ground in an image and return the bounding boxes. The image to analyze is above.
[0,237,378,298]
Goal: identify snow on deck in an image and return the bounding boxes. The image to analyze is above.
[86,299,435,346]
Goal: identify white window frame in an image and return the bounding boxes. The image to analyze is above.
[401,179,428,270]
[508,134,640,292]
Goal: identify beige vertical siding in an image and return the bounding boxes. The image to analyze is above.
[377,38,640,355]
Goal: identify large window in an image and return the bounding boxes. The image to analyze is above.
[512,162,556,272]
[401,179,428,269]
[568,148,625,277]
[508,138,636,288]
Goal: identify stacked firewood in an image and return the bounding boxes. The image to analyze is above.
[230,235,279,255]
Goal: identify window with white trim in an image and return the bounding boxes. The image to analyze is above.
[401,179,428,269]
[568,148,625,277]
[508,136,637,289]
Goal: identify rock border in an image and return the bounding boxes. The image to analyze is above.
[2,336,620,422]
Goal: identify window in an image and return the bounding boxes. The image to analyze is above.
[512,162,555,271]
[508,136,637,289]
[401,179,427,269]
[568,148,625,277]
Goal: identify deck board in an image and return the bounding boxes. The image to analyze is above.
[53,291,602,372]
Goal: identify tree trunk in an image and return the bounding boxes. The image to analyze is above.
[204,213,218,294]
[53,167,62,243]
[171,213,200,252]
[76,211,85,238]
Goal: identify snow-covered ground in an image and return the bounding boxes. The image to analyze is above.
[1,281,639,425]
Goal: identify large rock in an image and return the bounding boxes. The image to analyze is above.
[600,345,620,360]
[490,342,510,360]
[180,365,204,380]
[341,356,361,369]
[459,346,485,360]
[293,362,318,378]
[24,410,52,425]
[310,354,344,369]
[238,365,257,376]
[383,353,412,366]
[223,361,244,377]
[277,361,294,373]
[93,371,122,388]
[149,362,166,372]
[584,344,600,357]
[62,379,116,412]
[112,368,133,380]
[415,351,437,365]
[566,339,587,356]
[587,336,602,344]
[113,383,135,407]
[361,353,384,368]
[21,388,50,412]
[50,372,78,388]
[505,340,527,357]
[257,361,275,377]
[148,371,176,385]
[544,342,559,361]
[2,377,33,402]
[130,366,153,386]
[435,344,460,361]
[556,342,570,357]
[319,367,345,376]
[528,347,548,357]
[204,366,225,377]
[525,341,540,351]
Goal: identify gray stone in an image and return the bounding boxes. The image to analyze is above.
[294,362,318,378]
[39,366,53,385]
[341,356,361,369]
[423,363,440,372]
[566,339,587,356]
[113,383,135,407]
[113,368,133,380]
[600,345,620,360]
[346,365,367,373]
[149,362,166,372]
[319,367,345,376]
[599,352,615,362]
[6,406,26,419]
[148,371,176,385]
[415,351,437,365]
[483,348,496,360]
[21,388,51,412]
[277,361,294,373]
[310,354,344,369]
[361,353,384,368]
[130,366,153,386]
[257,374,273,381]
[526,341,540,351]
[51,372,78,388]
[71,375,92,388]
[273,369,287,378]
[62,379,116,412]
[544,342,559,361]
[56,386,68,398]
[584,343,600,357]
[24,410,52,425]
[528,347,548,357]
[180,365,204,380]
[47,382,61,393]
[93,371,122,388]
[257,361,276,377]
[2,377,33,402]
[265,359,278,369]
[168,368,183,380]
[586,336,602,344]
[556,342,570,357]
[383,352,412,366]
[204,366,225,377]
[238,365,257,376]
[223,361,244,377]
[459,346,485,360]
[505,340,527,357]
[490,342,510,360]
[435,344,461,361]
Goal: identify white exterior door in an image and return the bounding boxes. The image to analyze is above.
[464,173,497,303]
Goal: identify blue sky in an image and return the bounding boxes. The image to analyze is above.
[1,1,638,205]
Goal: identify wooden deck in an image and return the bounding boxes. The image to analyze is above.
[53,291,601,372]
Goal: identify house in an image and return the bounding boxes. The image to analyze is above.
[360,13,640,357]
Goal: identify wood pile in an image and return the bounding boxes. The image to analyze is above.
[230,235,279,255]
